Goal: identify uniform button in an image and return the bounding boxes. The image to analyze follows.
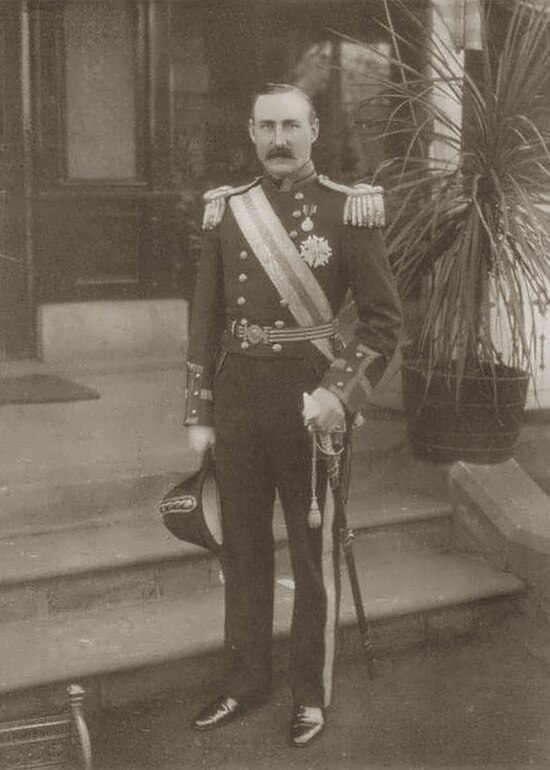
[239,250,248,260]
[236,296,246,306]
[294,192,304,200]
[272,343,282,352]
[337,381,344,388]
[191,409,197,415]
[356,351,364,358]
[289,230,298,239]
[280,299,289,307]
[274,320,285,329]
[292,210,302,218]
[238,273,248,283]
[240,341,249,349]
[193,390,200,396]
[346,366,354,373]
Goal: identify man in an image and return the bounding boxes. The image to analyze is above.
[185,83,402,747]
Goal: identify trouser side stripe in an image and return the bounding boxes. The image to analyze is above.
[321,486,337,707]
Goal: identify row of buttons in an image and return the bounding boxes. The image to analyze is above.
[190,370,201,416]
[235,248,289,311]
[237,250,248,305]
[241,341,283,352]
[333,349,366,389]
[236,295,290,308]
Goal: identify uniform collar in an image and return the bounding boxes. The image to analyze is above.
[263,160,317,192]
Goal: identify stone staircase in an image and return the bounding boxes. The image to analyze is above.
[0,444,524,722]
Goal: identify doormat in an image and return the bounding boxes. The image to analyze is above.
[1,374,100,405]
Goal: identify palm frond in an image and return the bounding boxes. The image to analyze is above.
[339,0,550,386]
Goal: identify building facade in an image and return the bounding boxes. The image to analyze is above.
[1,0,428,359]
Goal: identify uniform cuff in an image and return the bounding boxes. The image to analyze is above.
[184,362,214,426]
[320,341,386,414]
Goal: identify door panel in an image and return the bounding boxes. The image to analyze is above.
[37,195,146,301]
[63,0,139,181]
[0,1,35,357]
[32,0,184,304]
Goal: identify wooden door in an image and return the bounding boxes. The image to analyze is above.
[28,0,425,313]
[0,0,35,358]
[31,0,190,306]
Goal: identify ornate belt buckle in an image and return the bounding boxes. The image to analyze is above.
[245,324,267,345]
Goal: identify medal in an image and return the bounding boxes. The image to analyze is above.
[299,235,332,268]
[301,204,317,232]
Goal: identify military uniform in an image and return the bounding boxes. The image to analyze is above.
[184,161,402,709]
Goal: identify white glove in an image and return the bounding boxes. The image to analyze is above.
[304,388,345,434]
[187,425,216,456]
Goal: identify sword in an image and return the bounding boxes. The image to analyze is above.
[303,394,375,678]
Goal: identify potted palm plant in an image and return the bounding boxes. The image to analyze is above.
[362,1,550,463]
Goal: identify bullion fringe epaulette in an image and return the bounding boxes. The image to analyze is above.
[318,175,385,229]
[202,178,261,230]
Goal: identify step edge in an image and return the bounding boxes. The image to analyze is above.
[0,576,523,695]
[0,497,451,543]
[354,580,524,622]
[360,504,453,530]
[0,504,454,587]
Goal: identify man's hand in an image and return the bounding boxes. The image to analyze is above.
[188,425,216,456]
[306,387,345,434]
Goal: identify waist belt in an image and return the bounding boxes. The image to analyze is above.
[228,319,338,347]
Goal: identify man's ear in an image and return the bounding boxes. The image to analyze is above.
[248,119,256,145]
[311,118,320,144]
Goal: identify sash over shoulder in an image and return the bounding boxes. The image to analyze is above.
[202,178,261,230]
[229,184,336,362]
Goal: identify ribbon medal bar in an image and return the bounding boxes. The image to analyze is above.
[301,204,317,232]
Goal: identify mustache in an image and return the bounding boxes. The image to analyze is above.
[266,148,295,159]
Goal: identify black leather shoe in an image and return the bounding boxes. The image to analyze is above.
[290,705,325,747]
[192,695,264,731]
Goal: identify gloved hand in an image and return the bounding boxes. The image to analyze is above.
[187,425,216,456]
[306,387,345,434]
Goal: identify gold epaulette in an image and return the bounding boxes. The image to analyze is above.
[318,175,385,228]
[202,178,261,230]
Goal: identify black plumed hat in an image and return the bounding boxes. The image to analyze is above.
[159,448,222,553]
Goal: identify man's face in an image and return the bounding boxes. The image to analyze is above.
[249,92,319,178]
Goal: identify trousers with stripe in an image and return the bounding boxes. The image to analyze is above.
[213,353,341,708]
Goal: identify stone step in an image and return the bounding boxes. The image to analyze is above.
[0,439,447,538]
[0,472,185,539]
[0,493,452,623]
[39,299,189,366]
[0,355,411,538]
[1,452,439,540]
[0,545,523,720]
[0,425,411,538]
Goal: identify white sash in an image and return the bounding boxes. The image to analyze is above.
[229,185,335,361]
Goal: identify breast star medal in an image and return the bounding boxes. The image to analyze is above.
[301,204,317,232]
[299,234,332,268]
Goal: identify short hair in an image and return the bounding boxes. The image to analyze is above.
[250,83,318,124]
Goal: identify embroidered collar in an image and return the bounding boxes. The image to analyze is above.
[264,160,317,192]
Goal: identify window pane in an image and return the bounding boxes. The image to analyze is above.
[170,5,210,186]
[340,41,391,178]
[64,0,136,179]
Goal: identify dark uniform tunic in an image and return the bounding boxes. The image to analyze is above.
[184,165,402,708]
